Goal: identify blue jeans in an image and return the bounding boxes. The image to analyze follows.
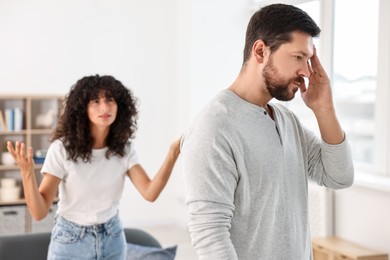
[47,214,126,260]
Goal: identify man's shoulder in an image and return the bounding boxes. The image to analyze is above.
[271,102,299,119]
[186,91,237,137]
[271,102,290,113]
[194,90,231,117]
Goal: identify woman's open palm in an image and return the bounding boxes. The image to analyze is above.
[7,141,35,175]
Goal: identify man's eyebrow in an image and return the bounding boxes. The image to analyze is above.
[294,51,309,57]
[293,51,314,59]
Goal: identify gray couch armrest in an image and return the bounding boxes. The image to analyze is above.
[124,228,162,248]
[0,232,51,260]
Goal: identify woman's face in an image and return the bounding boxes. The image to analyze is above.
[87,91,118,130]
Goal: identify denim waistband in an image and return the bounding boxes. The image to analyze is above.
[55,213,121,235]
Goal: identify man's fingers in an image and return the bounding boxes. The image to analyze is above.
[308,60,313,75]
[310,45,325,73]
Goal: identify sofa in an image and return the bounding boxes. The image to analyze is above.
[0,228,161,260]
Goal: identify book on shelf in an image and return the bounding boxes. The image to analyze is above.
[0,108,23,132]
[5,109,14,131]
[0,110,7,131]
[13,107,23,131]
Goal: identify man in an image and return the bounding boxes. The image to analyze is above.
[181,3,354,260]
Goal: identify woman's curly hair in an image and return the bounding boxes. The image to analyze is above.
[52,75,138,162]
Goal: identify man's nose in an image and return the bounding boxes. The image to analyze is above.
[298,61,311,78]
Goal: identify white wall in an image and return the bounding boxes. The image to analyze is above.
[335,183,390,253]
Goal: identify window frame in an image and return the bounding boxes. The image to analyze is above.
[374,0,390,176]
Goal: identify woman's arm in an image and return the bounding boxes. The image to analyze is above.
[127,137,181,202]
[7,141,60,220]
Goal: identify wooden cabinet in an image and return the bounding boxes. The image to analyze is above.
[0,95,62,234]
[313,237,388,260]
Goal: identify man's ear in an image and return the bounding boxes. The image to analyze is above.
[252,40,268,64]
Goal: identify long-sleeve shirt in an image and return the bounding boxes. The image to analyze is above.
[181,89,354,260]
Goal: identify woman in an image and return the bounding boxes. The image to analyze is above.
[7,75,181,259]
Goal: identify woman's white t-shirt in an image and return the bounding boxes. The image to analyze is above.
[41,139,139,226]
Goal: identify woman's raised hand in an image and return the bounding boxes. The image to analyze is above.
[7,141,35,176]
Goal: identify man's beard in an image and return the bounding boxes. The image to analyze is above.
[262,57,304,101]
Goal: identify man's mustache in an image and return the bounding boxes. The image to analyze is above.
[291,76,304,85]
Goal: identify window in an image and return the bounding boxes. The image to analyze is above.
[332,0,381,173]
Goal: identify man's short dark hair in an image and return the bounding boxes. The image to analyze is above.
[243,3,321,65]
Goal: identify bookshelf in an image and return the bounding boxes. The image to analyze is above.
[0,95,63,235]
[0,95,62,234]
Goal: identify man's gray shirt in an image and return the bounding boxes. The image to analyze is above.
[181,90,354,260]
